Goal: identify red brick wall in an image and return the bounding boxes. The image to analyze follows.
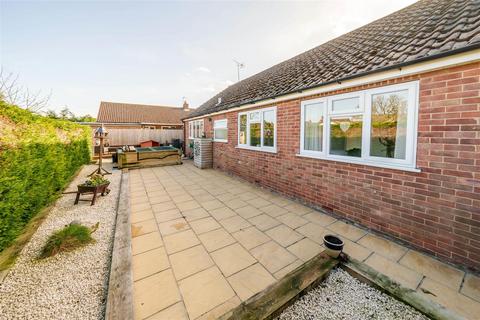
[192,62,480,271]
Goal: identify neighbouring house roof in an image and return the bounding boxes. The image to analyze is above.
[186,0,480,119]
[97,101,190,125]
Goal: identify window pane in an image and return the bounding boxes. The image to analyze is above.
[370,90,408,159]
[215,128,227,140]
[304,103,323,151]
[239,114,247,144]
[332,97,360,113]
[250,123,261,147]
[214,120,227,129]
[330,115,363,157]
[263,110,275,147]
[199,121,204,137]
[249,111,260,122]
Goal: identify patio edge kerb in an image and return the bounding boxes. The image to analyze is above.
[105,169,134,320]
[344,258,463,320]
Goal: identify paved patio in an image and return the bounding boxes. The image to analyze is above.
[129,161,480,320]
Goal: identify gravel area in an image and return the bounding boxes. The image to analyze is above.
[276,268,429,320]
[0,163,121,320]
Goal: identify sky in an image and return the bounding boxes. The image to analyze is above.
[0,0,417,117]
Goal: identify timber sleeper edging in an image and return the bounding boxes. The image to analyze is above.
[105,169,134,320]
[219,252,339,320]
[344,257,462,320]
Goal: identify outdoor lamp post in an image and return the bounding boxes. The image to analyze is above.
[89,124,111,176]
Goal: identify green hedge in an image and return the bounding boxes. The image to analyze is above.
[0,101,91,252]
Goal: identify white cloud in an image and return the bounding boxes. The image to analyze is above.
[196,66,211,73]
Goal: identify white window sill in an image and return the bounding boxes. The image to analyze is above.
[214,139,228,143]
[236,145,277,154]
[296,153,421,173]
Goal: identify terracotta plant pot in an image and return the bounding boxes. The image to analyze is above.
[323,234,344,258]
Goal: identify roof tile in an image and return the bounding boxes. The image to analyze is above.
[187,0,480,119]
[97,101,190,124]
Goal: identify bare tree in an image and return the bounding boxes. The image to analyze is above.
[0,67,51,112]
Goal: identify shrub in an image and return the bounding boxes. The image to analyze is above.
[39,223,95,258]
[82,174,109,187]
[0,101,92,252]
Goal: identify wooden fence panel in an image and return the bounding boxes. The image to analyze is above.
[106,128,183,146]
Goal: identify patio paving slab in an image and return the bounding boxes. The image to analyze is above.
[227,263,276,301]
[399,250,464,290]
[357,233,407,261]
[287,238,323,262]
[260,204,288,217]
[208,206,237,220]
[251,241,297,273]
[154,208,182,223]
[133,269,181,319]
[131,209,155,224]
[461,273,480,302]
[129,162,479,320]
[198,228,236,252]
[219,215,251,233]
[232,226,270,250]
[235,205,263,219]
[147,302,189,320]
[248,214,281,231]
[210,243,256,277]
[327,220,367,242]
[170,245,214,280]
[179,267,236,320]
[181,207,210,222]
[266,224,303,247]
[132,247,170,281]
[131,219,157,237]
[365,253,423,290]
[303,211,336,226]
[132,232,163,255]
[163,229,200,254]
[419,278,480,320]
[189,217,221,234]
[276,212,309,229]
[157,217,190,236]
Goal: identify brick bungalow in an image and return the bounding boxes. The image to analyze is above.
[183,0,480,271]
[93,101,191,147]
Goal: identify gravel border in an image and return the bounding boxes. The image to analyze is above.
[0,163,121,320]
[276,268,429,320]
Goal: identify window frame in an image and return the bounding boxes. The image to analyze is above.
[188,119,204,139]
[300,97,327,157]
[237,106,277,153]
[213,119,228,143]
[299,81,419,171]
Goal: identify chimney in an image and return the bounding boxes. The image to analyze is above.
[183,100,190,111]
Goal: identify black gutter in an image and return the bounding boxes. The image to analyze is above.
[183,43,480,120]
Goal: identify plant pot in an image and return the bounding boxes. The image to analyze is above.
[323,234,344,258]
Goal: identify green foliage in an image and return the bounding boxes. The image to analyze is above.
[0,101,92,252]
[82,174,109,187]
[39,223,94,258]
[45,107,96,122]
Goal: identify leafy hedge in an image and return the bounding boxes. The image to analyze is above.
[0,101,91,252]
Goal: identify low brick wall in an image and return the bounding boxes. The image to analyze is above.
[187,62,480,271]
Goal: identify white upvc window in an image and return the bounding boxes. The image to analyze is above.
[213,119,228,142]
[299,81,419,171]
[188,119,204,139]
[237,106,277,153]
